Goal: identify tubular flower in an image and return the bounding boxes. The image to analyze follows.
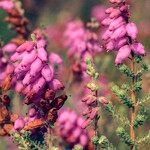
[101,0,145,64]
[56,109,89,149]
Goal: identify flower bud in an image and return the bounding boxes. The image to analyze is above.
[49,52,63,65]
[37,47,48,62]
[2,43,17,53]
[14,118,25,131]
[98,96,109,105]
[33,77,46,93]
[115,45,131,64]
[126,22,138,40]
[0,1,14,11]
[131,43,145,56]
[89,107,99,119]
[30,58,43,76]
[28,108,37,117]
[41,65,54,82]
[16,41,35,52]
[81,118,92,129]
[111,25,126,40]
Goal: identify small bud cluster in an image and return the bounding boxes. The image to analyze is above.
[14,94,67,132]
[81,59,109,129]
[56,109,89,149]
[102,0,145,64]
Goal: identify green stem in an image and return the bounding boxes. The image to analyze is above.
[94,90,99,150]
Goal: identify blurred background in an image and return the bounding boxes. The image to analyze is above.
[0,0,150,149]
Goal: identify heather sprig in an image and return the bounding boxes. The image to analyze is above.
[102,0,149,149]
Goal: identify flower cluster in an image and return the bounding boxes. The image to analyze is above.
[9,30,67,131]
[56,108,89,149]
[102,0,145,64]
[64,20,102,79]
[11,29,63,102]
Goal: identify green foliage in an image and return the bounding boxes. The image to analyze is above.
[135,56,142,63]
[86,58,99,80]
[134,81,142,92]
[92,136,99,145]
[117,64,134,77]
[137,94,150,106]
[141,63,149,72]
[134,114,147,128]
[73,144,83,150]
[112,85,133,108]
[116,127,134,146]
[136,131,150,145]
[121,84,130,92]
[106,103,130,126]
[92,135,116,150]
[11,131,47,150]
[98,135,116,150]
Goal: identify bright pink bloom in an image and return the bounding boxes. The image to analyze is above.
[91,5,107,22]
[57,109,89,148]
[126,22,138,40]
[14,118,25,131]
[0,0,14,11]
[102,0,145,64]
[2,43,17,53]
[11,29,64,105]
[115,45,131,64]
[131,43,145,55]
[49,52,63,65]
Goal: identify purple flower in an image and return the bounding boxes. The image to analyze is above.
[57,108,89,148]
[49,52,63,65]
[14,118,25,131]
[11,29,64,105]
[64,20,102,79]
[131,43,145,56]
[115,45,131,64]
[126,23,138,40]
[101,0,146,64]
[0,0,14,11]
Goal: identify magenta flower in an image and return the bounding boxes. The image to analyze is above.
[14,118,25,131]
[11,29,64,105]
[101,0,146,64]
[56,108,89,148]
[131,43,145,56]
[49,52,63,65]
[0,0,14,11]
[126,22,138,40]
[64,20,102,79]
[91,5,107,22]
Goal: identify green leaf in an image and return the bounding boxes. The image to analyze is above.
[116,127,134,146]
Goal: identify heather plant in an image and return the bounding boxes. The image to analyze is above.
[101,0,150,149]
[0,0,149,150]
